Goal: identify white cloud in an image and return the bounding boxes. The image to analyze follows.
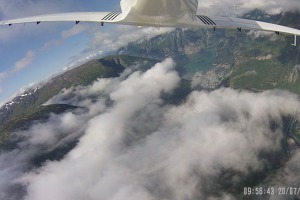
[247,30,279,41]
[0,0,82,42]
[41,24,89,51]
[0,72,8,82]
[61,24,88,39]
[23,87,300,199]
[0,59,294,200]
[61,25,174,71]
[0,0,74,19]
[40,39,62,51]
[191,64,231,89]
[120,0,135,13]
[89,25,174,52]
[18,58,180,200]
[0,51,35,97]
[0,149,34,200]
[13,50,35,72]
[46,78,115,106]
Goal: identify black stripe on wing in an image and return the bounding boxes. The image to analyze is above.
[196,15,216,25]
[102,12,121,21]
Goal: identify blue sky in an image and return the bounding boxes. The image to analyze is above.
[0,0,122,105]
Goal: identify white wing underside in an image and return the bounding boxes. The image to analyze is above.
[0,12,124,25]
[0,12,300,36]
[197,15,300,36]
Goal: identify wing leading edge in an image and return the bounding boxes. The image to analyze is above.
[0,12,124,26]
[195,15,300,36]
[1,11,300,37]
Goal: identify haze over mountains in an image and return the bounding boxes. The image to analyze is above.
[1,10,300,200]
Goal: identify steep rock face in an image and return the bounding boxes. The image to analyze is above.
[288,65,300,83]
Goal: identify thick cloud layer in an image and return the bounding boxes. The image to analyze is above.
[0,58,297,200]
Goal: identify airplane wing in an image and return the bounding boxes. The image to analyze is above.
[1,11,300,37]
[0,12,124,26]
[196,15,300,36]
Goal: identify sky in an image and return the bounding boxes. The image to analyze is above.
[1,0,300,105]
[0,0,122,105]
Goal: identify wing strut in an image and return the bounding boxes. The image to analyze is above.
[292,35,297,46]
